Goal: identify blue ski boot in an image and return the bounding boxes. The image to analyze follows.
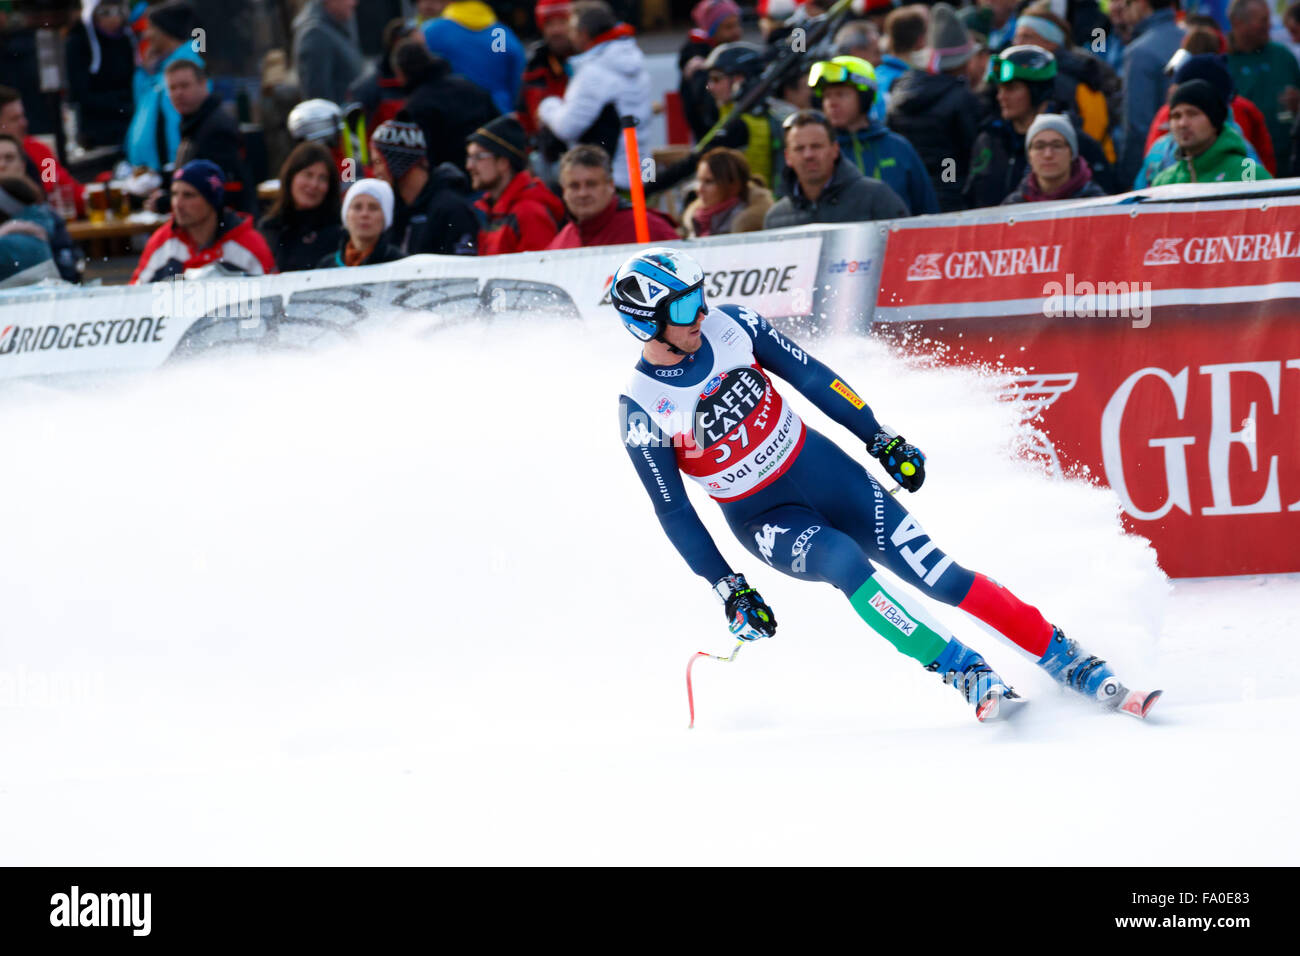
[927,638,1025,722]
[1037,627,1162,719]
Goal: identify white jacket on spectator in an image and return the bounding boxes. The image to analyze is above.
[538,34,652,188]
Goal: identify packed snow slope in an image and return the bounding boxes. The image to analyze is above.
[2,314,1296,865]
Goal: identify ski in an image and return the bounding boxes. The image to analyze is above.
[1113,687,1163,720]
[976,687,1028,723]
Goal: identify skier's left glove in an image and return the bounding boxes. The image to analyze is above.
[713,573,777,641]
[869,426,926,492]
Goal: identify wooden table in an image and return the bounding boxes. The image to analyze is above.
[66,216,165,262]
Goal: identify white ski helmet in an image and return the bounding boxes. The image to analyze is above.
[609,247,708,343]
[287,99,343,144]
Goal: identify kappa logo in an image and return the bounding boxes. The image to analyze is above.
[626,421,655,445]
[755,524,789,564]
[733,305,761,336]
[906,253,943,281]
[1143,238,1183,266]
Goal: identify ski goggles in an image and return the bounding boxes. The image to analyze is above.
[987,57,1055,85]
[808,60,875,91]
[664,284,707,326]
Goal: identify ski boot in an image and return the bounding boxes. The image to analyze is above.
[1037,627,1162,719]
[928,638,1026,722]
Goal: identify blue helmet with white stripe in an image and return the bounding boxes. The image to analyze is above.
[610,247,708,343]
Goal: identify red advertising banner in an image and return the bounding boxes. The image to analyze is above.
[874,202,1300,578]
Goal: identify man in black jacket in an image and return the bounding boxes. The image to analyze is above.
[887,3,982,212]
[370,116,479,257]
[155,60,256,214]
[65,1,136,150]
[764,110,908,229]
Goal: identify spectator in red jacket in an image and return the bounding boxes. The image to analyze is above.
[546,144,677,250]
[131,160,276,284]
[467,115,566,255]
[0,86,86,219]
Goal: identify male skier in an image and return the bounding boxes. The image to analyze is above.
[613,247,1159,721]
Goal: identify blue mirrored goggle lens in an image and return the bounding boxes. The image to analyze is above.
[667,287,705,325]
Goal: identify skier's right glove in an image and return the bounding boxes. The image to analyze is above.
[713,573,777,641]
[869,426,926,492]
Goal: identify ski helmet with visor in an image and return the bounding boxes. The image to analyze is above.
[987,45,1058,106]
[808,55,878,114]
[610,248,708,344]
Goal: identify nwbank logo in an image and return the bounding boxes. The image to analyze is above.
[828,258,872,275]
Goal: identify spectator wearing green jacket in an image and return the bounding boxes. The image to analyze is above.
[1151,79,1272,184]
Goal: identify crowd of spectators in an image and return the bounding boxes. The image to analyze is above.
[1,0,1299,289]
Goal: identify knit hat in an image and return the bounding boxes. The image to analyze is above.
[692,0,741,37]
[1170,78,1229,133]
[1025,113,1078,158]
[467,115,530,172]
[535,0,572,26]
[173,159,225,211]
[341,178,395,231]
[928,3,975,71]
[1172,54,1235,104]
[370,117,428,181]
[147,0,197,42]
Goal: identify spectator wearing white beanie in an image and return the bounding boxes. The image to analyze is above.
[319,177,405,268]
[341,178,394,230]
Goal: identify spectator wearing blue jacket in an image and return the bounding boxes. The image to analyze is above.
[1118,0,1185,185]
[810,56,939,216]
[0,177,58,288]
[422,1,526,115]
[124,0,205,171]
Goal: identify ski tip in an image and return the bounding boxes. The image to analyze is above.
[1140,689,1163,718]
[977,689,1028,723]
[1118,688,1163,719]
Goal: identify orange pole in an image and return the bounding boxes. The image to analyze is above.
[621,116,650,244]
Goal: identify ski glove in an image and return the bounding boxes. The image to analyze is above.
[869,426,926,492]
[713,573,777,641]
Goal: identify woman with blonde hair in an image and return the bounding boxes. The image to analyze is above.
[681,147,773,239]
